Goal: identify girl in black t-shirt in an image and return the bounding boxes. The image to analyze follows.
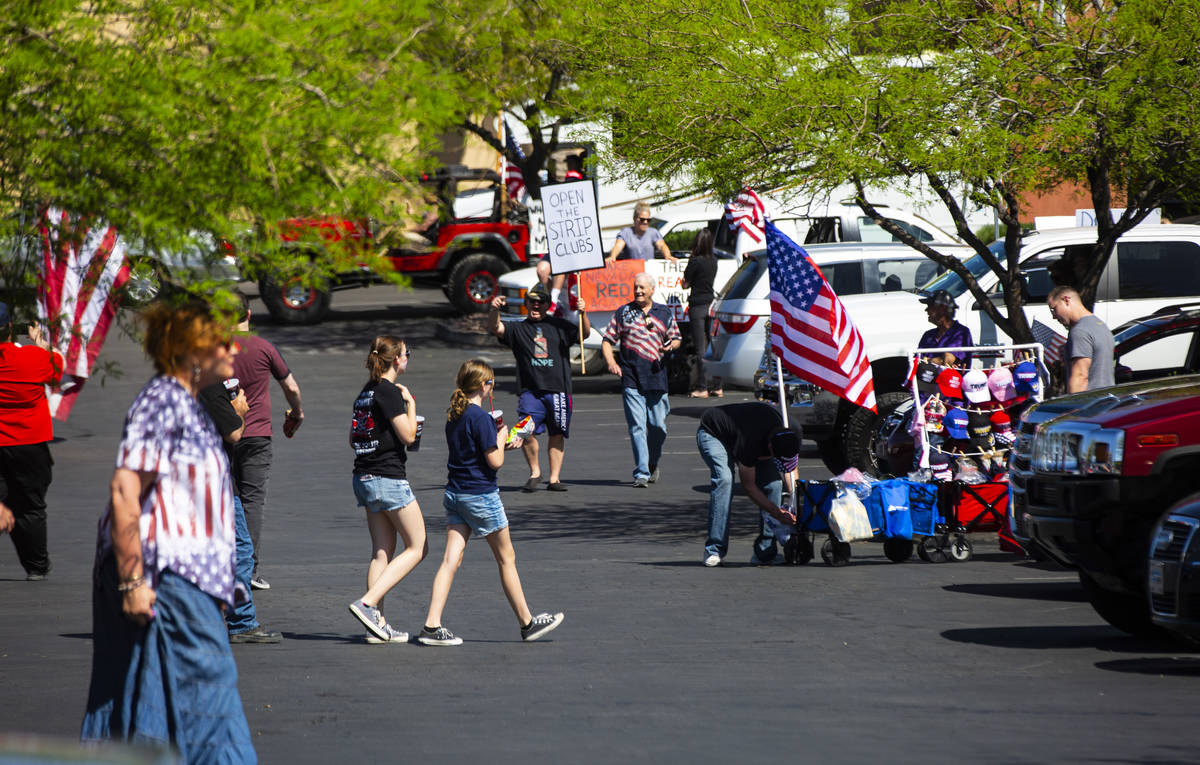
[346,336,428,645]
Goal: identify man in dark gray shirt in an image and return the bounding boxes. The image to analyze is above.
[1048,285,1115,392]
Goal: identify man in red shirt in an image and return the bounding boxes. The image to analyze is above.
[0,302,64,580]
[230,295,303,590]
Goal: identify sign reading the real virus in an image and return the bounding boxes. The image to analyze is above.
[541,180,603,274]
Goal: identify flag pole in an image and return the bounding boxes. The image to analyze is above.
[579,318,586,375]
[774,354,789,428]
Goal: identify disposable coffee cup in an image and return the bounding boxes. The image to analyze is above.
[223,377,240,401]
[490,409,504,431]
[410,415,425,451]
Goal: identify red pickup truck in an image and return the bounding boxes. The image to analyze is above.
[1017,376,1200,636]
[257,167,531,324]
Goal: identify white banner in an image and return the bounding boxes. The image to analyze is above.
[526,199,549,256]
[542,180,604,274]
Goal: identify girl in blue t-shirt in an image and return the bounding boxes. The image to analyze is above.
[416,359,564,646]
[346,336,428,645]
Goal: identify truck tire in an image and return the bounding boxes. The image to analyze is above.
[843,392,912,477]
[1078,572,1163,638]
[817,437,849,476]
[447,253,509,313]
[259,276,331,325]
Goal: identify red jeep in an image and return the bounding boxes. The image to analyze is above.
[257,166,531,324]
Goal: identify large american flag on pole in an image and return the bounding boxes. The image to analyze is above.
[502,119,527,202]
[766,220,876,411]
[36,209,130,420]
[724,187,766,244]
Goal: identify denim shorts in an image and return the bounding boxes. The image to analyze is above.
[443,489,508,537]
[352,473,416,513]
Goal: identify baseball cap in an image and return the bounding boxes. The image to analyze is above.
[987,366,1016,402]
[0,300,9,326]
[936,368,963,400]
[929,449,953,481]
[914,361,941,395]
[525,283,551,305]
[1013,361,1040,394]
[962,369,990,404]
[770,427,801,461]
[944,407,969,439]
[967,409,993,439]
[990,409,1015,444]
[919,289,956,310]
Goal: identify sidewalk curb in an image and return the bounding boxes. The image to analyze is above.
[435,323,498,348]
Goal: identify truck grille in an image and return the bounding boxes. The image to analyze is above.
[1150,517,1198,616]
[1152,520,1193,562]
[1027,481,1059,507]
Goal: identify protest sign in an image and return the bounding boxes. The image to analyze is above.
[526,199,548,256]
[577,260,644,311]
[541,180,603,274]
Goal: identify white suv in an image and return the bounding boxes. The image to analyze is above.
[707,241,975,388]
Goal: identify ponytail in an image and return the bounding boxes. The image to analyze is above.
[364,335,405,382]
[447,358,495,421]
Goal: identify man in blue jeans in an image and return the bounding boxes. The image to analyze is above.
[696,403,800,566]
[198,381,282,643]
[601,273,682,487]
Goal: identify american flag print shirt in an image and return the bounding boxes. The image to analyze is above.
[602,302,681,392]
[97,375,238,606]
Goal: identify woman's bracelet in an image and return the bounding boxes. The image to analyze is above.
[117,575,145,593]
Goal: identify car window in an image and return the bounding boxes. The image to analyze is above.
[804,217,841,244]
[1116,241,1200,299]
[659,220,711,254]
[858,217,935,243]
[923,241,1006,298]
[1116,327,1199,380]
[819,262,865,295]
[875,257,943,292]
[722,255,768,300]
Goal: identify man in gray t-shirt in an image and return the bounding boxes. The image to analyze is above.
[1048,286,1115,392]
[606,202,677,263]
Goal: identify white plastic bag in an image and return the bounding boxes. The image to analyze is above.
[828,487,874,542]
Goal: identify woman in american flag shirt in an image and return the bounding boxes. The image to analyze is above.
[82,300,256,763]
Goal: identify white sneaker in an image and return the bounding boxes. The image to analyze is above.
[703,554,722,567]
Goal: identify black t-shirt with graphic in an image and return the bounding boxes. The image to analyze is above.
[501,317,576,393]
[350,379,408,479]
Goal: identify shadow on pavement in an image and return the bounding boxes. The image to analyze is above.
[1095,656,1200,676]
[942,624,1183,653]
[943,581,1086,602]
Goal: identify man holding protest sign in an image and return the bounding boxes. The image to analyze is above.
[489,284,590,492]
[601,273,682,488]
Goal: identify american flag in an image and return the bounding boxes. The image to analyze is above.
[36,209,130,420]
[1032,318,1067,365]
[724,187,766,244]
[503,119,526,201]
[766,221,876,411]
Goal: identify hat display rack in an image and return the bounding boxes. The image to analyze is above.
[907,343,1049,470]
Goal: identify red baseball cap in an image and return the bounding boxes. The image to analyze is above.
[936,368,963,399]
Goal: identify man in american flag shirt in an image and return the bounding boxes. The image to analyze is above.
[601,273,683,488]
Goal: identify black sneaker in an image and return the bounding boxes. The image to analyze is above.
[521,612,564,642]
[418,625,463,646]
[229,627,282,644]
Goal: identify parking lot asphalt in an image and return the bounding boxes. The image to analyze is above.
[3,283,1199,765]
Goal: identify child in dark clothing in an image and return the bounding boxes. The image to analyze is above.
[417,359,564,646]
